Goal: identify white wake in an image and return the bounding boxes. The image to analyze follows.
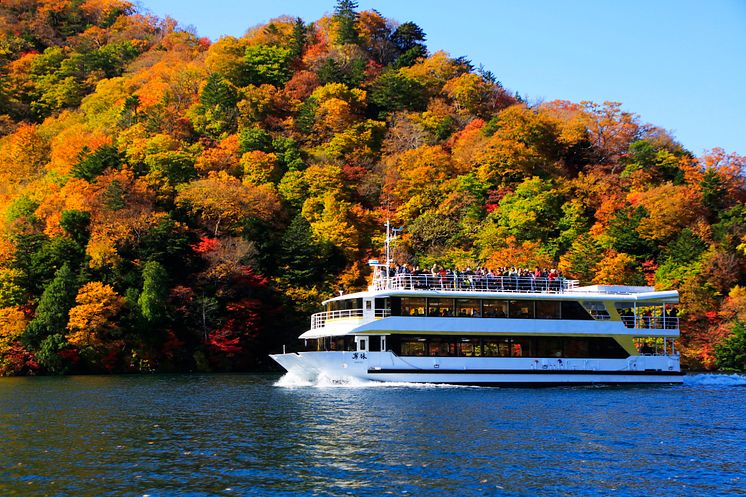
[683,373,746,386]
[273,372,477,389]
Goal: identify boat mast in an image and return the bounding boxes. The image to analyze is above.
[385,220,391,287]
[384,220,402,288]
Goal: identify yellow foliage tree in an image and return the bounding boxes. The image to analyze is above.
[592,251,643,286]
[47,124,112,177]
[484,236,554,270]
[302,193,358,257]
[66,282,125,348]
[443,73,493,116]
[400,51,463,92]
[176,171,281,236]
[0,124,49,195]
[628,183,702,243]
[389,144,455,207]
[241,150,280,185]
[0,307,28,353]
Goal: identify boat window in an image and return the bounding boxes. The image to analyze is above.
[400,338,426,356]
[428,298,454,317]
[509,300,534,319]
[581,301,610,320]
[561,301,593,320]
[401,297,426,316]
[589,337,628,358]
[375,298,390,312]
[535,300,561,319]
[458,338,480,357]
[456,298,481,317]
[368,336,382,352]
[483,300,508,318]
[536,338,563,358]
[482,338,511,357]
[428,338,455,356]
[512,337,533,357]
[328,298,362,312]
[330,336,356,351]
[387,335,629,358]
[563,338,590,357]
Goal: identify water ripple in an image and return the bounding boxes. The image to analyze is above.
[1,373,745,496]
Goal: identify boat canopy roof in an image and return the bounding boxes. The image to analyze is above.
[323,287,679,305]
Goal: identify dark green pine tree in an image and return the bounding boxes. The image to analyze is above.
[369,71,427,113]
[70,145,123,181]
[279,215,324,286]
[715,321,746,372]
[22,263,79,373]
[59,209,91,248]
[138,260,169,326]
[334,0,359,45]
[700,168,728,219]
[390,21,427,66]
[193,73,239,138]
[289,17,307,60]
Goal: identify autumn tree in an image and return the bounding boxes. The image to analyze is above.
[66,281,125,354]
[138,260,169,326]
[390,21,427,67]
[22,263,78,373]
[176,171,281,236]
[333,0,360,45]
[190,73,239,138]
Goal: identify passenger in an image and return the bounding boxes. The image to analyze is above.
[643,310,652,328]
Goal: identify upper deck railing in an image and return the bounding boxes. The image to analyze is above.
[311,308,390,330]
[622,315,679,330]
[372,274,579,293]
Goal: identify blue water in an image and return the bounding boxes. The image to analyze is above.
[1,374,745,497]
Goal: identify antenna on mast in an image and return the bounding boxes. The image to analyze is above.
[384,219,403,288]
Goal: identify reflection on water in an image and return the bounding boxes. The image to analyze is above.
[1,374,745,496]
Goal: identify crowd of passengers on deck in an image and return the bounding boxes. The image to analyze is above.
[378,264,567,291]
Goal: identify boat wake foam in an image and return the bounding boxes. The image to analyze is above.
[684,373,746,387]
[274,372,477,389]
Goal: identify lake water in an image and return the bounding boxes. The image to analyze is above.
[1,374,745,497]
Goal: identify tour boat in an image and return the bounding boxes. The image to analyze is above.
[271,224,683,386]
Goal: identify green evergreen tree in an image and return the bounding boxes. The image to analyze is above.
[700,168,728,219]
[289,17,307,60]
[390,21,427,66]
[242,45,293,86]
[333,0,360,45]
[60,209,91,248]
[663,228,707,265]
[369,71,427,113]
[101,179,126,211]
[191,73,239,138]
[138,260,169,325]
[36,334,69,374]
[22,263,78,349]
[715,321,746,372]
[606,205,657,259]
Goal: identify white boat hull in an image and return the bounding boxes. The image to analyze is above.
[271,351,684,386]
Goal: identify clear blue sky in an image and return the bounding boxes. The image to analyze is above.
[139,0,746,157]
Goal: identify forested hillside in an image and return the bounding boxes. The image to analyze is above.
[1,0,744,375]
